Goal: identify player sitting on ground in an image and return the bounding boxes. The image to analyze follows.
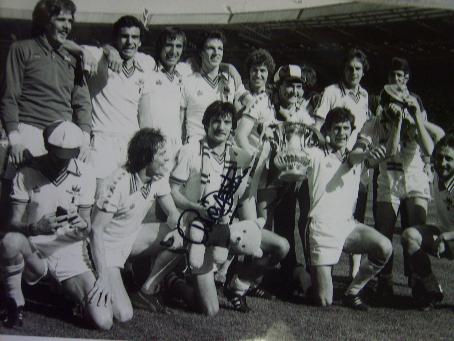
[88,128,183,322]
[307,107,392,310]
[401,133,452,311]
[0,121,112,330]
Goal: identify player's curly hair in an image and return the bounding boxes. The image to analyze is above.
[125,128,166,173]
[342,48,369,73]
[31,0,76,37]
[202,101,237,133]
[112,16,144,41]
[245,49,276,80]
[321,107,356,136]
[156,27,187,57]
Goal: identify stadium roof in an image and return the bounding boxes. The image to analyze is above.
[1,0,453,25]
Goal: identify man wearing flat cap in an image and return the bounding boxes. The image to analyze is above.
[0,121,112,330]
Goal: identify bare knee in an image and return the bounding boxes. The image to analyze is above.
[401,228,422,254]
[273,236,290,260]
[376,237,393,262]
[115,306,133,323]
[88,308,113,331]
[315,293,333,307]
[204,305,219,317]
[1,232,27,258]
[201,301,219,317]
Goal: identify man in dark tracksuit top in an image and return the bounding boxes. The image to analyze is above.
[0,0,92,173]
[0,0,92,227]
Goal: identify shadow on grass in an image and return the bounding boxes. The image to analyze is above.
[22,283,92,330]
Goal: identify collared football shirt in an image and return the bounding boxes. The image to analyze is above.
[306,147,361,223]
[11,157,96,223]
[433,173,454,233]
[314,82,369,149]
[181,71,245,142]
[96,168,171,243]
[83,46,154,137]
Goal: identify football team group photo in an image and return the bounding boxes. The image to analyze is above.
[0,0,453,340]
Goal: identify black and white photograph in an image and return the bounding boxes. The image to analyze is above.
[0,0,453,340]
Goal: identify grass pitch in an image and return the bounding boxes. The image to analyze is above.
[1,190,453,341]
[1,235,453,341]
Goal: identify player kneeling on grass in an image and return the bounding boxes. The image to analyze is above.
[169,101,289,315]
[0,121,113,330]
[401,134,452,310]
[307,108,392,310]
[88,128,183,322]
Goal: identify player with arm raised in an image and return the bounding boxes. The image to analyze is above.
[306,108,392,310]
[351,85,444,300]
[314,48,370,279]
[63,16,155,185]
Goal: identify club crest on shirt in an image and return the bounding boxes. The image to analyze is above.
[197,90,203,96]
[136,79,145,94]
[156,79,162,85]
[66,185,81,197]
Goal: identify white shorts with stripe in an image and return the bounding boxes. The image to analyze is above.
[377,166,430,213]
[3,123,47,180]
[103,222,162,269]
[307,218,357,266]
[27,240,93,284]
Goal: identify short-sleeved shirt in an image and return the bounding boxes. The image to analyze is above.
[0,36,92,133]
[96,168,171,243]
[181,71,246,142]
[83,46,154,136]
[433,173,454,233]
[170,140,252,224]
[306,147,361,223]
[142,59,184,143]
[314,82,369,149]
[356,115,425,174]
[238,91,276,148]
[10,156,96,224]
